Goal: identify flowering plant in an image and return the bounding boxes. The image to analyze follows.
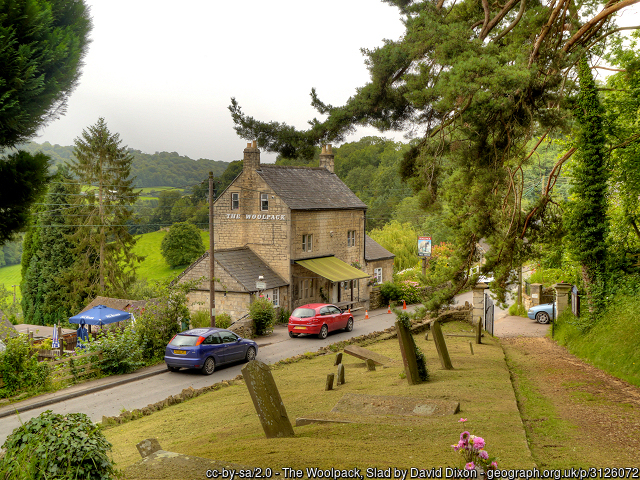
[451,419,498,471]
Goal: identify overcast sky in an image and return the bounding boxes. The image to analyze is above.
[35,1,639,164]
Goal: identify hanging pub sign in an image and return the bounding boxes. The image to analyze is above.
[418,236,432,257]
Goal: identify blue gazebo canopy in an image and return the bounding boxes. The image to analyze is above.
[69,304,131,326]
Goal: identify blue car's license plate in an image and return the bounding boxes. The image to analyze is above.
[173,349,187,355]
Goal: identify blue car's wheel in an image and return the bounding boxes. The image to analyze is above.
[536,311,551,324]
[245,346,256,362]
[202,357,215,375]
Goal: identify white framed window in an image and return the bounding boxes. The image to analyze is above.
[302,234,313,252]
[272,288,279,306]
[347,230,356,247]
[231,192,239,210]
[374,267,382,285]
[261,193,269,211]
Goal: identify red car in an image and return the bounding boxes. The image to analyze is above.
[288,303,354,339]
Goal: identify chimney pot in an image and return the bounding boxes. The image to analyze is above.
[252,140,257,148]
[319,143,335,173]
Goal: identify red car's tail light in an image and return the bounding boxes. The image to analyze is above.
[195,336,205,346]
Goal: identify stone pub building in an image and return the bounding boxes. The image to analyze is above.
[176,142,394,320]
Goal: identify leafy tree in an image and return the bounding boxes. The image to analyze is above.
[21,167,80,325]
[161,222,205,268]
[217,160,243,194]
[369,220,420,271]
[151,190,181,226]
[229,0,638,307]
[0,0,91,244]
[171,196,196,224]
[66,118,142,301]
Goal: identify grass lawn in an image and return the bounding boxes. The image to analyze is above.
[132,229,209,283]
[0,264,22,301]
[104,322,534,473]
[0,228,209,294]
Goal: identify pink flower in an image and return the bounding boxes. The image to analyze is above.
[465,462,475,471]
[490,462,498,469]
[458,418,468,423]
[460,431,470,442]
[479,450,489,460]
[470,436,485,450]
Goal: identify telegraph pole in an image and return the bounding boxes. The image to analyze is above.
[209,172,216,327]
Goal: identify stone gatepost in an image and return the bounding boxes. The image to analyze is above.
[241,360,294,438]
[530,283,543,306]
[553,282,572,317]
[472,282,488,326]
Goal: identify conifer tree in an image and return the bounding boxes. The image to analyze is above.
[66,118,142,301]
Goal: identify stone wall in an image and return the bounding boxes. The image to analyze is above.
[214,169,291,281]
[291,209,365,266]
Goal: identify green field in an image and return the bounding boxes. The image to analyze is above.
[0,228,209,295]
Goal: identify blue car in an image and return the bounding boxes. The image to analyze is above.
[164,327,258,375]
[527,303,556,324]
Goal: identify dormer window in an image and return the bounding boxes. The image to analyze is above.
[231,192,239,210]
[261,193,269,211]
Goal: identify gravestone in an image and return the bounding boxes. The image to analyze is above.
[334,352,343,366]
[137,438,162,458]
[325,373,335,391]
[431,320,453,370]
[337,364,345,385]
[365,359,376,371]
[395,320,421,385]
[343,345,395,365]
[469,341,474,355]
[241,360,294,438]
[475,316,482,344]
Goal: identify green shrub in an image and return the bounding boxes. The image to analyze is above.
[0,334,50,398]
[508,302,528,317]
[0,410,120,479]
[87,324,144,375]
[397,280,422,304]
[276,308,291,324]
[380,282,402,305]
[216,312,232,329]
[190,310,209,328]
[250,298,275,335]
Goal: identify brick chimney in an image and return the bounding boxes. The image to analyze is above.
[319,144,334,173]
[243,140,260,171]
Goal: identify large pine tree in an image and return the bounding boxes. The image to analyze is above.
[66,118,142,300]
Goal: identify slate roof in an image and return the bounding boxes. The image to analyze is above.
[215,248,289,292]
[80,296,149,314]
[257,166,367,210]
[365,235,395,261]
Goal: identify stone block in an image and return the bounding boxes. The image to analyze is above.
[365,359,376,371]
[325,373,335,391]
[334,352,343,366]
[396,320,421,385]
[136,438,162,459]
[337,364,345,385]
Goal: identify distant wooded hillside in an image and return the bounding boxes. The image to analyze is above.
[16,142,231,188]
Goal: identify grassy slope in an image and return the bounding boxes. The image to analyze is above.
[553,293,640,386]
[105,322,535,472]
[132,229,209,283]
[0,228,210,292]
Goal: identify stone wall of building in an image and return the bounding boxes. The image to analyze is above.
[214,169,291,280]
[291,210,365,266]
[186,290,251,322]
[364,258,394,304]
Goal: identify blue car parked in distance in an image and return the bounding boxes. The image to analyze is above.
[527,303,556,324]
[164,327,258,375]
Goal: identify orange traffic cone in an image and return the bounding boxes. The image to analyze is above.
[387,305,392,314]
[348,307,351,313]
[403,300,407,310]
[365,310,369,319]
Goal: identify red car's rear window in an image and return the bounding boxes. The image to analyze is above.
[291,308,315,318]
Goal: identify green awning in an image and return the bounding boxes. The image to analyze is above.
[295,257,370,282]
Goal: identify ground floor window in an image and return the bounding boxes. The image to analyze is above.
[272,288,279,307]
[374,267,382,284]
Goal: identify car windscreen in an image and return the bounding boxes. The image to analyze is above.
[169,335,199,347]
[291,308,315,318]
